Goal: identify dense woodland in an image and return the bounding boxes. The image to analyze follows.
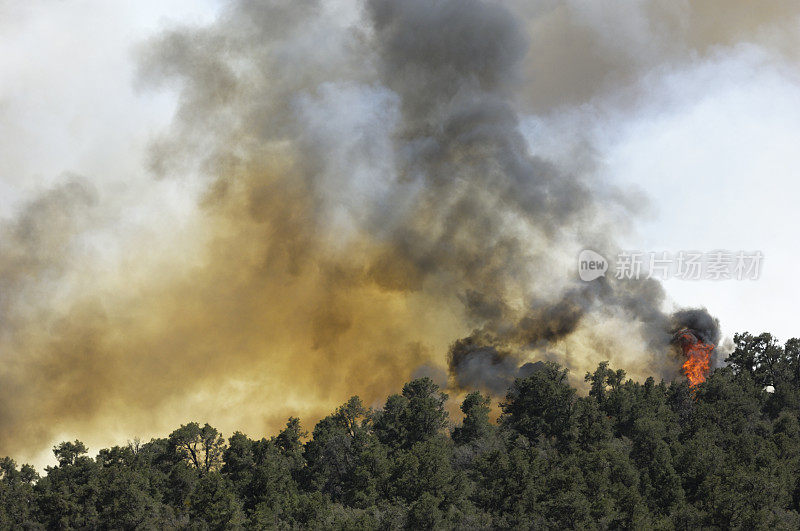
[3,332,800,529]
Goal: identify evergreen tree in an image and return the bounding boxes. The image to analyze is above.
[5,333,800,528]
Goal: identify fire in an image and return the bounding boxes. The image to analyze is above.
[675,328,714,386]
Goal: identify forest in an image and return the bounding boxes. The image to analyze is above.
[3,331,800,529]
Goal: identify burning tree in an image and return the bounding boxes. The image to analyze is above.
[674,328,716,386]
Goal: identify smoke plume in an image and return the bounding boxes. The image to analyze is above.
[1,0,793,462]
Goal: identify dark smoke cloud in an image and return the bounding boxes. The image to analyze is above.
[448,336,521,396]
[671,308,721,345]
[363,0,726,395]
[2,0,777,461]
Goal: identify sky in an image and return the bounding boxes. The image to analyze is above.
[2,0,800,466]
[524,43,800,342]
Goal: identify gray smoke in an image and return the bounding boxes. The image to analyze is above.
[0,0,753,461]
[362,0,719,392]
[672,308,721,345]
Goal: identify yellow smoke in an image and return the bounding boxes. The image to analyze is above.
[1,0,795,465]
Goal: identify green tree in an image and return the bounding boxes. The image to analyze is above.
[0,457,38,528]
[500,362,575,444]
[189,471,245,529]
[95,445,164,528]
[452,391,493,445]
[374,377,449,450]
[168,422,226,475]
[304,397,389,508]
[34,440,100,529]
[54,440,89,467]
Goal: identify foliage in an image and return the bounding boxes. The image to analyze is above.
[4,333,800,528]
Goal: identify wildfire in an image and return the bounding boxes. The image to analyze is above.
[675,328,715,386]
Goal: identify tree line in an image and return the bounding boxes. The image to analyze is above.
[3,332,800,529]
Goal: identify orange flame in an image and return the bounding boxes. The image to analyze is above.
[676,329,714,387]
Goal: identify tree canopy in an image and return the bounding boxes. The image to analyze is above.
[3,334,800,529]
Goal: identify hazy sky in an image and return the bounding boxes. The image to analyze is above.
[2,0,800,465]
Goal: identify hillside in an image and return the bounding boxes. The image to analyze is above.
[2,332,800,529]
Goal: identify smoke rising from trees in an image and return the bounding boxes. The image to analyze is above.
[0,0,793,461]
